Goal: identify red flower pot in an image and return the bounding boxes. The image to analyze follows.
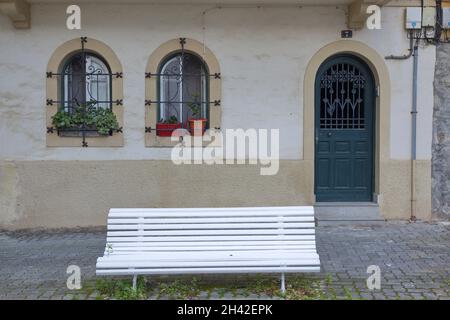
[156,122,181,137]
[188,119,207,136]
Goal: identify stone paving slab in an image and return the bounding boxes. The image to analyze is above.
[0,222,449,300]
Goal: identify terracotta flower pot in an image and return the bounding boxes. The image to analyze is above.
[188,118,207,136]
[156,122,182,137]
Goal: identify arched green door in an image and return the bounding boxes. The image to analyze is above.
[314,55,375,202]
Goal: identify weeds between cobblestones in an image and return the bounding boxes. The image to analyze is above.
[79,273,390,300]
[86,275,327,300]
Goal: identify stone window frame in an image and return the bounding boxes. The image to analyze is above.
[46,37,124,147]
[145,38,222,147]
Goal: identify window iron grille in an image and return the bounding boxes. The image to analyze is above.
[146,38,221,136]
[46,37,122,147]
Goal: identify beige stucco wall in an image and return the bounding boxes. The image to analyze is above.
[0,159,431,229]
[380,160,431,220]
[0,162,22,224]
[0,4,434,228]
[0,160,313,228]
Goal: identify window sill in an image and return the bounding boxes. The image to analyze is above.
[58,130,113,138]
[146,129,223,148]
[47,132,124,147]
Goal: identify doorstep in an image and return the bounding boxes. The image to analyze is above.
[314,202,385,226]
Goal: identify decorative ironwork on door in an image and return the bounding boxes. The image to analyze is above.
[319,62,366,130]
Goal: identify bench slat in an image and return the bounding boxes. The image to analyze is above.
[109,206,313,213]
[109,208,314,218]
[106,245,315,251]
[99,251,319,261]
[96,266,321,275]
[106,235,316,242]
[105,249,318,255]
[108,216,314,224]
[97,259,320,269]
[107,222,315,230]
[106,240,316,247]
[109,213,314,218]
[107,229,315,237]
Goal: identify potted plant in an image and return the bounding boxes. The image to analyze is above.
[186,96,207,136]
[52,101,119,136]
[156,115,181,137]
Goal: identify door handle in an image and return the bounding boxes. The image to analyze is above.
[327,132,332,137]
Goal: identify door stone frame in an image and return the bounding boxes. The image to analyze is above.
[303,40,391,203]
[313,54,376,202]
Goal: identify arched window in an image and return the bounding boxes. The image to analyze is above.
[158,52,208,126]
[62,52,112,112]
[145,38,221,146]
[46,37,124,148]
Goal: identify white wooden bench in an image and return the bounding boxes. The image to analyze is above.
[96,206,320,293]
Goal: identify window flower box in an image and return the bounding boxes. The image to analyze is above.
[156,116,181,137]
[156,122,182,137]
[58,126,112,137]
[52,102,119,137]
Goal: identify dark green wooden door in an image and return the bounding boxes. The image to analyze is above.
[314,55,374,202]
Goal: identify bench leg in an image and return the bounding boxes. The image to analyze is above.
[132,275,137,291]
[280,273,286,294]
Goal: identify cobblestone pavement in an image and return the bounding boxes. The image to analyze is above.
[0,222,449,300]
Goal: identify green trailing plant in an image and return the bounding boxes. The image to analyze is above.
[94,108,120,135]
[52,111,73,129]
[52,101,119,135]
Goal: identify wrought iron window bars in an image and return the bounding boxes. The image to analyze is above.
[46,37,122,147]
[145,38,221,135]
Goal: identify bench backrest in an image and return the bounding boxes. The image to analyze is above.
[106,206,316,253]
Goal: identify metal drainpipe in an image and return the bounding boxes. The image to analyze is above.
[410,42,418,222]
[385,31,418,222]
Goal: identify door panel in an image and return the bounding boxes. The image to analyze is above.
[335,159,351,188]
[316,158,331,189]
[354,159,368,188]
[314,55,374,202]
